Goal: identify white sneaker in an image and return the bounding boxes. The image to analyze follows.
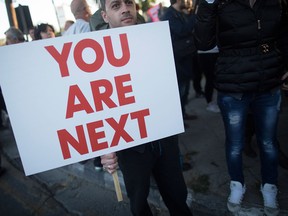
[227,181,246,213]
[206,102,220,113]
[261,183,280,216]
[94,166,103,172]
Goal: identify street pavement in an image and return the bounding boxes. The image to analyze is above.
[0,88,288,216]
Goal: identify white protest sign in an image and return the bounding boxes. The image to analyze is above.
[0,21,184,176]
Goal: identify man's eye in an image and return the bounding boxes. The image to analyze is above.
[112,3,120,9]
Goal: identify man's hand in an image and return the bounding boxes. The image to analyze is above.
[101,153,118,174]
[282,71,288,91]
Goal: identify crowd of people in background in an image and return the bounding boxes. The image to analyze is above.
[1,0,288,216]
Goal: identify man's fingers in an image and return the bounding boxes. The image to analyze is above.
[103,164,118,174]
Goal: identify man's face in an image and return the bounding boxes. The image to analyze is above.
[81,3,92,21]
[40,26,55,39]
[101,0,137,28]
[180,0,192,10]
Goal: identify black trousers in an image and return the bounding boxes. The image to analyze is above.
[117,135,193,216]
[197,53,218,103]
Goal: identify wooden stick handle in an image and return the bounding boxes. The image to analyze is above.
[112,171,123,202]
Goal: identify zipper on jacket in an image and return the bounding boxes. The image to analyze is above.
[257,19,261,29]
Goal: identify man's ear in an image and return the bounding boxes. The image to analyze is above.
[101,10,109,23]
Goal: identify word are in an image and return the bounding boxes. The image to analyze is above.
[66,73,135,118]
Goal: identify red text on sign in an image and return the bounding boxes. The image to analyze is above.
[66,73,135,118]
[45,34,130,77]
[57,108,150,159]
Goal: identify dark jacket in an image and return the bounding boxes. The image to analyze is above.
[162,6,197,79]
[194,0,288,93]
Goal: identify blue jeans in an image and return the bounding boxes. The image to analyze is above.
[217,90,281,185]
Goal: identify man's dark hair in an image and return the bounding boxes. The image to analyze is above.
[5,27,25,43]
[34,23,55,40]
[100,0,106,11]
[170,0,177,5]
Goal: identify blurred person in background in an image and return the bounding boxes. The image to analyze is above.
[5,27,25,45]
[34,23,56,40]
[161,0,198,125]
[196,46,220,113]
[28,26,36,41]
[62,20,75,35]
[63,0,92,36]
[63,20,75,31]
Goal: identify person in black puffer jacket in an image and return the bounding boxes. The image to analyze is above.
[194,1,288,215]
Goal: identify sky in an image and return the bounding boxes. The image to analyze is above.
[0,0,98,39]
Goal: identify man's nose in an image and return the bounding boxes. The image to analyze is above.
[121,4,131,13]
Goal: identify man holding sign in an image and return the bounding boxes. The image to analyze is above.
[99,0,193,215]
